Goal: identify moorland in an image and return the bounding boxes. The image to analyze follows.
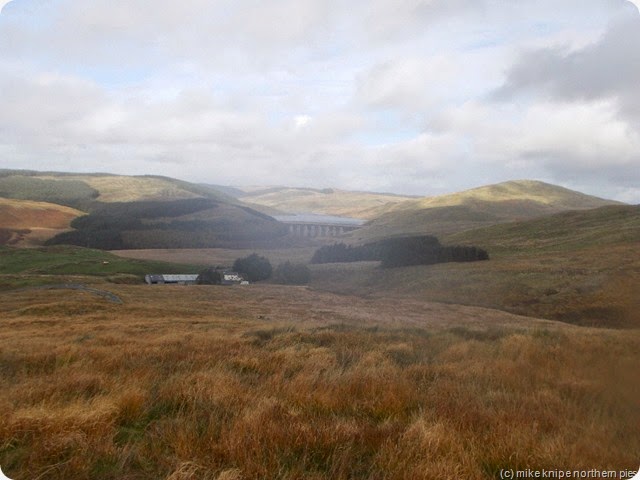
[1,169,638,479]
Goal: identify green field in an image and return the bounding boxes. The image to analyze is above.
[0,246,200,288]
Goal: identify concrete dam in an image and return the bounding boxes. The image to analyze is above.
[274,214,366,238]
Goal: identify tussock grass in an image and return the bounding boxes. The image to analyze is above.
[309,242,640,328]
[1,285,638,479]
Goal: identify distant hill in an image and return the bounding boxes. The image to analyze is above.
[235,186,418,219]
[351,180,623,242]
[0,170,287,249]
[1,171,626,250]
[0,198,83,247]
[0,169,234,207]
[200,184,248,199]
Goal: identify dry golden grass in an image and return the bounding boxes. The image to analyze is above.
[0,198,83,230]
[1,283,638,479]
[309,244,640,329]
[0,198,83,246]
[119,239,639,329]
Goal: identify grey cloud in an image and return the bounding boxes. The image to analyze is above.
[429,97,640,198]
[495,6,640,116]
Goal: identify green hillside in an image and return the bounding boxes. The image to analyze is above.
[445,205,640,254]
[352,180,623,241]
[1,171,628,251]
[0,170,234,206]
[0,174,99,210]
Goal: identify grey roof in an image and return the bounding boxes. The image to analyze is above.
[145,274,199,282]
[160,274,199,281]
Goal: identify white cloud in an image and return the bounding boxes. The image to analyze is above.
[356,56,458,111]
[293,115,312,129]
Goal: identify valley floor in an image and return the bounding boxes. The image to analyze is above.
[1,283,638,479]
[113,242,640,329]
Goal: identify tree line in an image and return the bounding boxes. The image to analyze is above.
[311,235,489,268]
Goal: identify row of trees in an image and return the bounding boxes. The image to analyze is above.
[197,254,311,285]
[310,242,380,264]
[311,235,489,268]
[378,237,489,268]
[198,235,488,286]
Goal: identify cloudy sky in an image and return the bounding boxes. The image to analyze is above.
[1,0,639,201]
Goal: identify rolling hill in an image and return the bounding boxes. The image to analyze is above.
[0,170,627,250]
[351,180,623,241]
[234,186,418,219]
[0,170,287,249]
[0,169,234,206]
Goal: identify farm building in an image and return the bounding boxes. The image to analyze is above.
[144,274,199,285]
[221,271,246,285]
[144,272,247,285]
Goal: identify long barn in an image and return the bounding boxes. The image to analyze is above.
[144,274,199,285]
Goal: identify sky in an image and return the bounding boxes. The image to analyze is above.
[0,0,639,202]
